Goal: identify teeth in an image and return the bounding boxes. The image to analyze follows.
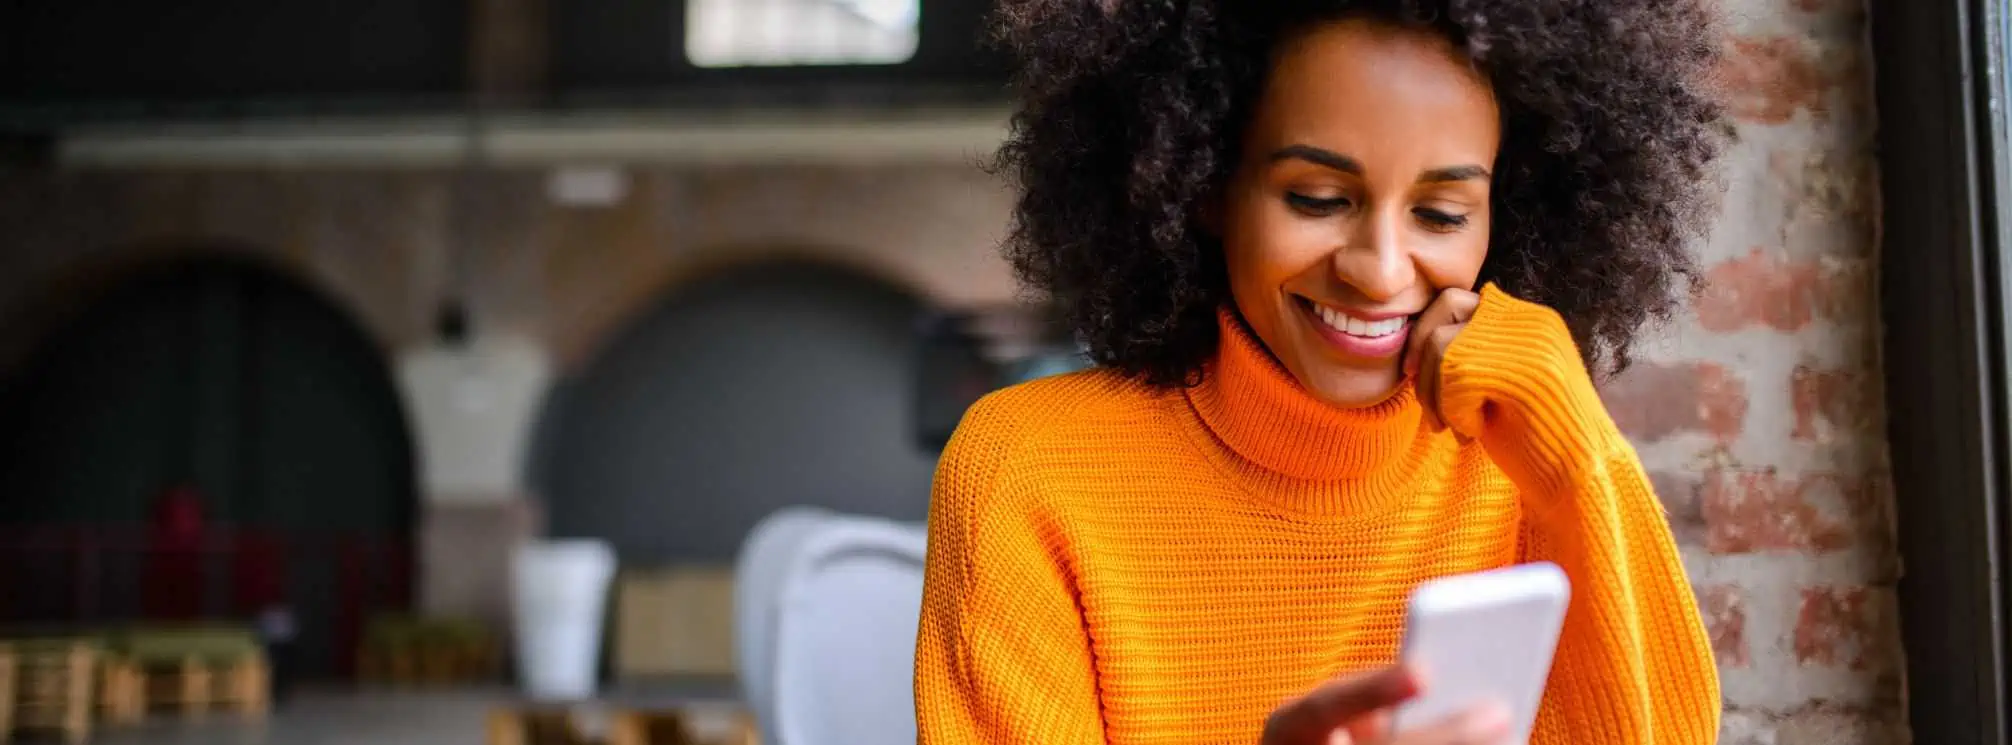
[1314,303,1406,338]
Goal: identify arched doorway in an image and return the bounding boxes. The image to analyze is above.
[0,252,417,679]
[530,259,938,564]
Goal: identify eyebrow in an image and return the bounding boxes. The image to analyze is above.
[1271,145,1360,175]
[1420,164,1491,183]
[1270,144,1491,184]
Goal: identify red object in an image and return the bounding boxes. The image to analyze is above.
[0,518,411,681]
[231,531,286,615]
[154,486,205,539]
[142,485,207,620]
[335,539,367,677]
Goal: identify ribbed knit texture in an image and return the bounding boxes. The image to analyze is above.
[914,284,1721,744]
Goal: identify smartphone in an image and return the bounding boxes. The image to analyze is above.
[1391,562,1570,742]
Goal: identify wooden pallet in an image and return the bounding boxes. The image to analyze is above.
[358,616,500,687]
[358,643,498,687]
[141,655,268,721]
[607,710,698,745]
[486,706,758,745]
[0,646,16,744]
[209,655,269,719]
[14,643,95,744]
[98,657,145,727]
[487,707,591,745]
[143,657,212,721]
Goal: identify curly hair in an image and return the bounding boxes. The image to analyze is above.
[990,0,1730,386]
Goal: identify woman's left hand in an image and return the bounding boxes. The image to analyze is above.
[1402,287,1482,430]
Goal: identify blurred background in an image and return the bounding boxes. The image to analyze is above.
[0,1,1092,742]
[0,0,1984,744]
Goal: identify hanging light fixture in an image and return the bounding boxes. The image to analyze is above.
[437,84,491,349]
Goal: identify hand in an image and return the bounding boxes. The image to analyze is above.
[1261,665,1512,745]
[1402,288,1483,431]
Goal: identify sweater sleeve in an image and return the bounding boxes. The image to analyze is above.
[1437,284,1721,745]
[914,396,1107,744]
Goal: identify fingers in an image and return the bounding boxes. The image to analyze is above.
[1301,665,1421,725]
[1404,289,1479,431]
[1402,289,1481,380]
[1340,709,1395,743]
[1266,665,1420,743]
[1416,323,1465,431]
[1389,702,1513,745]
[1417,346,1442,431]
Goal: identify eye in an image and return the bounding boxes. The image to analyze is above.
[1414,207,1470,233]
[1286,192,1352,216]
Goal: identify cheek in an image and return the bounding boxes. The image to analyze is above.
[1222,200,1328,291]
[1418,217,1490,289]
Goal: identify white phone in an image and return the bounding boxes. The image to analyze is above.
[1391,562,1571,743]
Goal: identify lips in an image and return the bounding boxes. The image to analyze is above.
[1310,302,1406,338]
[1299,297,1413,358]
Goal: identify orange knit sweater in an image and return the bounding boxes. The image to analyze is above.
[914,285,1720,744]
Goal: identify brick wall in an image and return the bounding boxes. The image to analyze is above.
[0,0,1903,738]
[0,161,1025,640]
[1600,0,1903,742]
[0,164,1020,373]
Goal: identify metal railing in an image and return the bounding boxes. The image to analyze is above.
[0,525,410,679]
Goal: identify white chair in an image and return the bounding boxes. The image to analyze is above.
[769,514,928,745]
[735,507,836,733]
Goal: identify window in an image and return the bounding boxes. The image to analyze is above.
[1872,0,2012,740]
[685,0,921,68]
[552,0,1001,106]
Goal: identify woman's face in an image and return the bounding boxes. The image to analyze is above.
[1215,18,1500,408]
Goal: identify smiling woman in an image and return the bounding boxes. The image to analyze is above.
[915,1,1732,744]
[991,1,1727,389]
[1213,19,1501,407]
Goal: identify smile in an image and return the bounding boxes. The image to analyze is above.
[1298,297,1413,358]
[1311,303,1407,338]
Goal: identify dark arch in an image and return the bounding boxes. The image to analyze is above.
[529,258,940,564]
[0,250,416,677]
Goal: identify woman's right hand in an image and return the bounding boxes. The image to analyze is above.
[1260,665,1512,745]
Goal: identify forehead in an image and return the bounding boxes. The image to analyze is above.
[1253,18,1500,158]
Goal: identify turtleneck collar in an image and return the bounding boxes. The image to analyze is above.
[1182,306,1439,515]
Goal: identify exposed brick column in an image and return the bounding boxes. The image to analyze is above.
[1594,0,1903,740]
[410,0,555,641]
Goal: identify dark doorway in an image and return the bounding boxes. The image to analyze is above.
[531,259,937,565]
[0,253,417,680]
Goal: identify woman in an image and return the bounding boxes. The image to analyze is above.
[916,1,1728,743]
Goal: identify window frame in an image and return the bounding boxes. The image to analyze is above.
[682,0,923,69]
[548,0,1008,110]
[1870,0,2012,741]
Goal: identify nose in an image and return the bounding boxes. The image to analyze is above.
[1330,205,1416,302]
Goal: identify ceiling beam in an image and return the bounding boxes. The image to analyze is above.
[54,107,1012,169]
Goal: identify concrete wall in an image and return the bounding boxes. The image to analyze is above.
[0,0,1902,738]
[530,260,941,564]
